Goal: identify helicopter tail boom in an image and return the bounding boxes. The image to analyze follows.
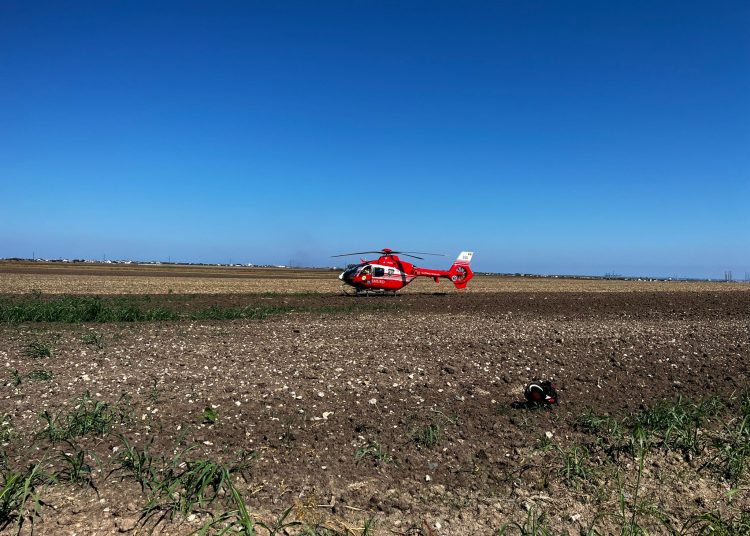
[413,251,474,289]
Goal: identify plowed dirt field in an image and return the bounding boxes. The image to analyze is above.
[1,263,748,535]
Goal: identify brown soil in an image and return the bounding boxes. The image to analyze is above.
[2,260,748,294]
[1,290,749,535]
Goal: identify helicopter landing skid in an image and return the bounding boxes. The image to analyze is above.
[357,288,397,297]
[341,284,359,296]
[342,285,397,297]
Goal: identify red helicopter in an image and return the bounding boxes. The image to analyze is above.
[333,248,474,295]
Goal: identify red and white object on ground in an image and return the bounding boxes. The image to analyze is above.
[334,248,474,294]
[524,380,559,406]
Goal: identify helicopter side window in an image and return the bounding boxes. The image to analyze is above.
[361,265,372,276]
[373,267,385,277]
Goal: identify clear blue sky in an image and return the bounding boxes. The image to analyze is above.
[1,1,748,278]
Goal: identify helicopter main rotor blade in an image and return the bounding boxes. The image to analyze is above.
[332,249,445,259]
[331,251,384,258]
[397,251,446,256]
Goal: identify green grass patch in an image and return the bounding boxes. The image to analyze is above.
[202,406,218,425]
[630,395,724,457]
[110,436,156,492]
[556,444,594,489]
[576,396,727,460]
[81,330,104,348]
[38,391,131,443]
[0,461,52,533]
[0,295,393,323]
[143,456,230,520]
[56,441,98,491]
[355,443,394,465]
[110,437,260,529]
[23,342,53,358]
[139,447,258,526]
[0,415,12,444]
[576,394,750,486]
[496,508,554,535]
[26,370,53,382]
[684,510,750,535]
[409,423,443,449]
[10,370,22,387]
[704,394,750,483]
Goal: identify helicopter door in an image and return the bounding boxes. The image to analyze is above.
[371,267,385,286]
[360,265,372,284]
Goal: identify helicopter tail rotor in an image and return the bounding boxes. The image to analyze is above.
[448,251,474,289]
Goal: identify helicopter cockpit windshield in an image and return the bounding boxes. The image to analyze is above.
[342,264,364,280]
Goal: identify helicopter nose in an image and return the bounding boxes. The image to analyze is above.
[338,272,344,280]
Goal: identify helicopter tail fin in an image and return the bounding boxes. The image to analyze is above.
[448,251,474,289]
